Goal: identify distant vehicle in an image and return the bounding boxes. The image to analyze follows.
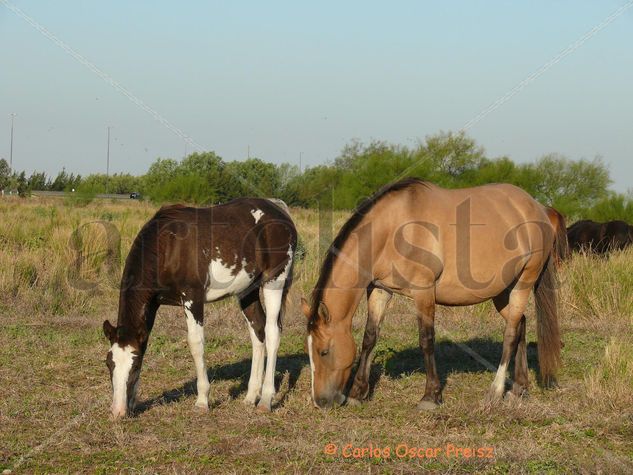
[129,192,141,199]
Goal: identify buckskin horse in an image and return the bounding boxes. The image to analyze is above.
[303,178,560,410]
[102,198,296,418]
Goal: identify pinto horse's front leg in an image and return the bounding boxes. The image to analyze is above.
[184,298,210,411]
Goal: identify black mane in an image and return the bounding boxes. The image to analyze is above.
[308,177,426,328]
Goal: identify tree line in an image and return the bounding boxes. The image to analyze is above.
[2,131,631,221]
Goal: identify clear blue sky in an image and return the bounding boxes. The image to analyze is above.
[1,1,632,191]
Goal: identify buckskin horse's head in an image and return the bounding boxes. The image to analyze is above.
[302,298,356,409]
[102,320,144,419]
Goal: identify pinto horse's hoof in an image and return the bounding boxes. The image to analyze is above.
[242,395,259,406]
[194,401,209,412]
[256,401,272,412]
[417,400,440,411]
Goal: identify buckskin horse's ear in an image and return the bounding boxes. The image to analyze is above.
[301,298,311,319]
[103,320,117,344]
[318,301,331,323]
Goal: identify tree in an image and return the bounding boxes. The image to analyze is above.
[0,158,10,191]
[17,171,29,197]
[50,169,70,191]
[223,158,281,200]
[28,171,48,191]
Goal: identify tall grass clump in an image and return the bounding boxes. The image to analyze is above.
[560,248,633,325]
[585,337,633,410]
[0,197,155,316]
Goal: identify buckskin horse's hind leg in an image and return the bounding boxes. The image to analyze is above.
[183,294,211,411]
[239,287,266,406]
[348,286,392,403]
[414,289,442,411]
[489,287,531,401]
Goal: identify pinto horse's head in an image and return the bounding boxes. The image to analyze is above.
[302,298,356,409]
[102,320,143,419]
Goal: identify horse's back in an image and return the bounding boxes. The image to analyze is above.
[372,182,553,304]
[137,198,296,303]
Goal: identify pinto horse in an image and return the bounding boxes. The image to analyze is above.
[102,198,296,418]
[302,179,560,410]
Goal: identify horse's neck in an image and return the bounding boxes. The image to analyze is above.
[321,235,373,327]
[116,290,156,348]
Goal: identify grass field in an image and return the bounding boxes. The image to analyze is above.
[1,196,632,474]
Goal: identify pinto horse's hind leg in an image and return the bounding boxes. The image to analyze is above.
[258,281,285,412]
[183,297,210,410]
[348,286,392,403]
[413,289,442,411]
[239,288,266,406]
[489,288,531,401]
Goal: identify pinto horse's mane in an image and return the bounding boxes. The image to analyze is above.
[308,177,427,329]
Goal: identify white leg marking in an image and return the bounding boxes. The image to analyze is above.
[307,334,315,403]
[491,361,508,397]
[110,344,136,418]
[242,312,265,405]
[258,284,283,410]
[185,305,210,409]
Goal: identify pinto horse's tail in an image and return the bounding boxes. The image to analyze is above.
[534,255,561,388]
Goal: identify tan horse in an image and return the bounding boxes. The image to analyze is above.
[302,178,560,410]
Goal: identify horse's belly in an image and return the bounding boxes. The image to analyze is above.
[204,259,255,302]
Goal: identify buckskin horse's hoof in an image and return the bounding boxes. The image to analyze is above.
[417,400,440,411]
[346,397,362,407]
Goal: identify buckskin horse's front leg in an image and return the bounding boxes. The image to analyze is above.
[348,286,392,403]
[414,290,441,411]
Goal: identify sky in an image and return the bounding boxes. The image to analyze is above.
[1,1,632,191]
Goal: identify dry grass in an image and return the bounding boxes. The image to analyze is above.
[1,196,632,474]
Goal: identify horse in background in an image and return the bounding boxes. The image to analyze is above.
[567,219,633,255]
[102,198,296,418]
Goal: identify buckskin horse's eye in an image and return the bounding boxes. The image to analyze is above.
[320,349,329,357]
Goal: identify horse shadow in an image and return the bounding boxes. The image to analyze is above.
[136,338,539,415]
[362,338,540,400]
[135,352,308,415]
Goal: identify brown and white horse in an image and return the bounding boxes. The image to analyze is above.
[103,198,296,418]
[303,179,560,410]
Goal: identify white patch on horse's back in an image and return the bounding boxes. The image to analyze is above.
[278,245,294,281]
[251,208,264,224]
[110,344,136,416]
[265,244,294,289]
[307,334,315,401]
[205,258,254,302]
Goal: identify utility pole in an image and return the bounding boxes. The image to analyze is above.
[9,113,16,172]
[247,145,250,159]
[299,152,302,173]
[106,126,111,194]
